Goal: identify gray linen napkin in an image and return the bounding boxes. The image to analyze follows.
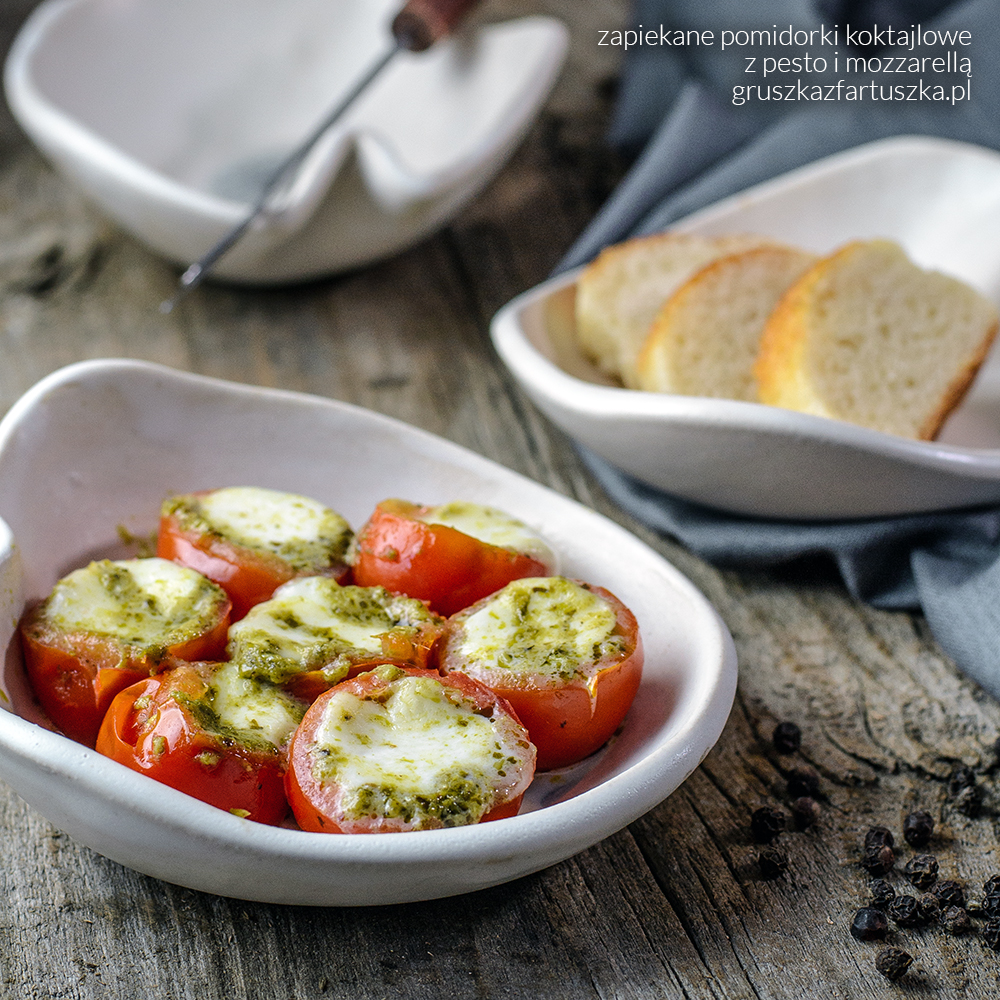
[557,0,1000,697]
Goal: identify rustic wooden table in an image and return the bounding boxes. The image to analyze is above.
[2,2,999,997]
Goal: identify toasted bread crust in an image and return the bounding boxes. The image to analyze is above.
[754,249,843,416]
[918,315,999,439]
[639,245,816,400]
[575,232,771,387]
[755,239,999,439]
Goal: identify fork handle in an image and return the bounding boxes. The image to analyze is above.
[392,0,482,52]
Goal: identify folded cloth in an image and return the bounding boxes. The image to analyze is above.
[557,0,1000,697]
[581,448,1000,698]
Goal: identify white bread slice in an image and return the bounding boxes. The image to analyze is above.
[755,239,999,440]
[575,232,770,388]
[636,245,817,401]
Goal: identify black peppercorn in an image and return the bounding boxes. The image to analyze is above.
[941,906,971,935]
[750,807,786,844]
[869,879,896,909]
[984,919,1000,951]
[953,784,983,817]
[875,948,913,982]
[903,854,939,891]
[864,826,895,850]
[948,764,976,796]
[888,894,922,928]
[916,893,941,923]
[984,875,1000,895]
[790,796,821,830]
[772,721,801,754]
[757,846,789,880]
[981,891,1000,920]
[902,810,934,848]
[786,765,821,799]
[851,906,888,941]
[932,879,965,909]
[861,844,895,877]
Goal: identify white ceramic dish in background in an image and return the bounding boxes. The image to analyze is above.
[4,0,568,283]
[492,137,1000,520]
[0,360,736,906]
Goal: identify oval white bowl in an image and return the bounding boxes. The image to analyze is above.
[4,0,568,282]
[492,136,1000,520]
[0,360,736,905]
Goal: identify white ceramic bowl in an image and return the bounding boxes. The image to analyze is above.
[4,0,568,282]
[492,136,1000,520]
[0,360,736,905]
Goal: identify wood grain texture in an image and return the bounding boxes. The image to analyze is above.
[2,1,1000,997]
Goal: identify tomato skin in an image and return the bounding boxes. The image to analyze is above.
[19,604,230,748]
[438,583,643,771]
[158,510,351,621]
[352,500,550,617]
[285,668,533,834]
[95,664,289,825]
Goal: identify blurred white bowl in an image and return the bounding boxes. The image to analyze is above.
[492,137,1000,520]
[4,0,568,282]
[0,359,736,905]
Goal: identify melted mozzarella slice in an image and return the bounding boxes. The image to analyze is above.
[313,673,526,828]
[207,662,305,750]
[166,487,353,571]
[457,577,620,681]
[227,577,437,683]
[45,557,226,648]
[417,501,555,568]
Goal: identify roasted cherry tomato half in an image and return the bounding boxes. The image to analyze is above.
[352,499,554,617]
[286,666,536,834]
[158,487,353,620]
[20,558,231,746]
[438,577,643,770]
[96,661,305,825]
[227,577,445,702]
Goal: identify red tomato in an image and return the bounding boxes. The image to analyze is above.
[438,579,643,770]
[352,499,551,617]
[20,589,230,748]
[286,667,535,833]
[158,492,351,620]
[96,663,290,825]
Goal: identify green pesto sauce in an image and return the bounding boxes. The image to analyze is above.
[343,772,492,827]
[227,579,440,685]
[163,488,353,572]
[115,524,157,558]
[177,672,306,755]
[457,576,625,682]
[40,558,227,661]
